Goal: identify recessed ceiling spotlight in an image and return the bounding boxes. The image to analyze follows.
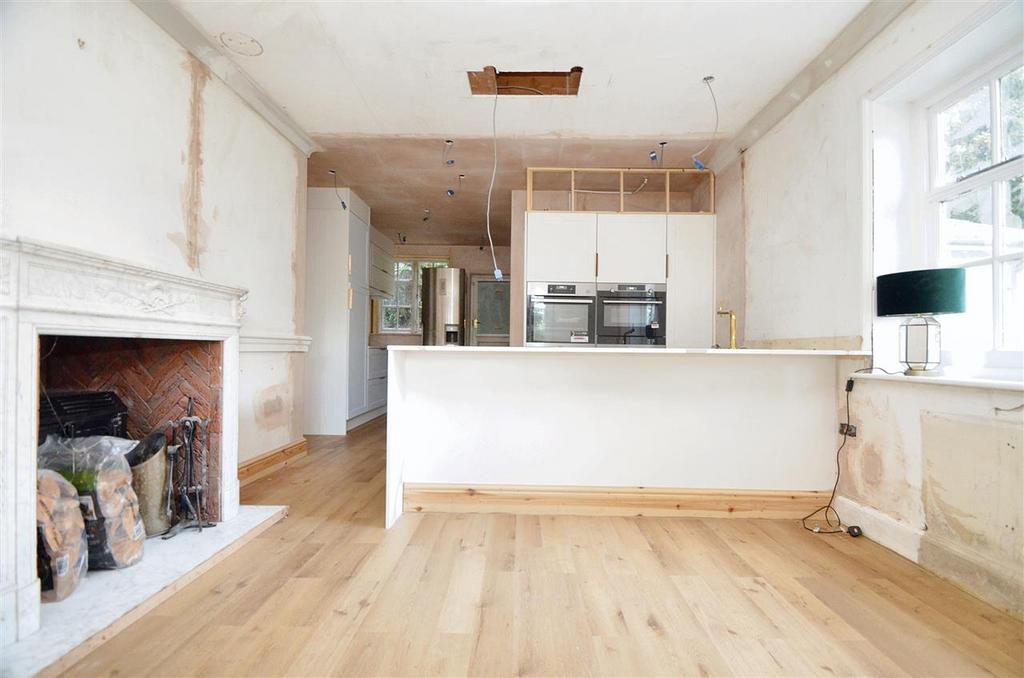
[218,31,264,57]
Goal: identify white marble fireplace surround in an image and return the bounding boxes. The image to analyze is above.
[0,237,247,647]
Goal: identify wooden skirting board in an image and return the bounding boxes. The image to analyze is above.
[403,484,829,519]
[238,438,308,486]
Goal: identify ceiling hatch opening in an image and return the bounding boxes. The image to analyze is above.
[467,66,583,96]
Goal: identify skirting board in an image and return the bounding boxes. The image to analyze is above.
[238,438,308,487]
[347,406,386,432]
[833,496,923,562]
[404,484,830,519]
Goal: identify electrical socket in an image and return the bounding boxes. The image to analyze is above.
[839,423,858,437]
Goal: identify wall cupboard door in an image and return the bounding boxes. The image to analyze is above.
[348,289,369,417]
[596,214,667,283]
[666,215,715,348]
[525,212,597,282]
[349,213,370,293]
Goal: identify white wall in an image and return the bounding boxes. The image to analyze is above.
[723,0,998,350]
[2,1,308,463]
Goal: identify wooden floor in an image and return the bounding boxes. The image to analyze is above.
[66,418,1023,677]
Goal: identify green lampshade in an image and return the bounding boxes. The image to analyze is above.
[876,268,966,317]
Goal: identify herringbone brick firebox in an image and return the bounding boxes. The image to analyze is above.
[40,336,224,521]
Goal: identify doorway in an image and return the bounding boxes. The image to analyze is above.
[468,274,511,346]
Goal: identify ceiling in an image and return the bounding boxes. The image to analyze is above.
[173,1,869,244]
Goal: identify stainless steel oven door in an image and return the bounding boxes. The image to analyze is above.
[596,286,666,345]
[527,297,595,345]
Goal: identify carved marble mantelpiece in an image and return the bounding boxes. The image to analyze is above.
[0,238,248,646]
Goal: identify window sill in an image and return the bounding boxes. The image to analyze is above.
[853,372,1023,392]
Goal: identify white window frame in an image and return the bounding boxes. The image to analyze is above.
[924,51,1023,362]
[378,258,448,334]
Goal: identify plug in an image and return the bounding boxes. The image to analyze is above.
[493,268,503,281]
[845,378,855,392]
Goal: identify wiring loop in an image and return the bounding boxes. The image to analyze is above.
[692,76,719,170]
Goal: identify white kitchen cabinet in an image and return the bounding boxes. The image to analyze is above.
[367,347,388,409]
[350,213,370,293]
[666,214,715,348]
[305,186,392,433]
[525,212,597,282]
[596,214,667,283]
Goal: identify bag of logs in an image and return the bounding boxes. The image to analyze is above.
[36,469,88,602]
[38,435,145,570]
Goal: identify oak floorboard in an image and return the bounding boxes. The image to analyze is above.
[63,417,1024,677]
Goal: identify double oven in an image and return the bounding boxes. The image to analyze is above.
[526,281,666,347]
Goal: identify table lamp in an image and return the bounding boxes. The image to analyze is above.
[876,268,966,375]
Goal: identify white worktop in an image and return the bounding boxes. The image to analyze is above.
[387,345,870,357]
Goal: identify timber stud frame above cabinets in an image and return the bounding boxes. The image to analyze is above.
[526,167,715,215]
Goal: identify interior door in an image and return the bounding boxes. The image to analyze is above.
[469,275,511,346]
[596,214,667,283]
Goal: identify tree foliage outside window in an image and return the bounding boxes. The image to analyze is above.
[380,260,448,332]
[933,59,1024,354]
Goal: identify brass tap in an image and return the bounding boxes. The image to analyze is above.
[717,309,737,349]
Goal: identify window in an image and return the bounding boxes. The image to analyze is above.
[379,259,448,332]
[929,58,1024,357]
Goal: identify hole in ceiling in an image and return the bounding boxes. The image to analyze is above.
[467,66,583,95]
[218,31,264,57]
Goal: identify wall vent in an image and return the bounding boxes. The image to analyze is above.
[467,66,582,96]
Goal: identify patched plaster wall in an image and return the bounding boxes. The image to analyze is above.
[841,376,1023,614]
[2,2,307,465]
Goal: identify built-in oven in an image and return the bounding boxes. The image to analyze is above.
[526,282,597,346]
[596,283,666,346]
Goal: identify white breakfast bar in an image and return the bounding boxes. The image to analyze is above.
[385,346,870,527]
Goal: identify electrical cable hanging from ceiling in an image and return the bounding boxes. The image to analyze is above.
[484,89,502,280]
[691,76,718,170]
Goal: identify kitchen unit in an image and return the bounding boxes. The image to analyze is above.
[304,186,394,435]
[385,345,871,528]
[523,211,714,348]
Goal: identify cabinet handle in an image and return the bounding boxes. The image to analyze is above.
[348,254,352,276]
[595,252,599,277]
[348,287,353,309]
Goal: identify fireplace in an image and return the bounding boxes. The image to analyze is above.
[0,238,247,646]
[39,335,225,521]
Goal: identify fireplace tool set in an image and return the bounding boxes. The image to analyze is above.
[162,397,214,539]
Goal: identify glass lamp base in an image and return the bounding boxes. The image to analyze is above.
[899,315,942,374]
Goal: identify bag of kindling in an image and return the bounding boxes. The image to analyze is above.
[36,469,88,601]
[38,435,145,570]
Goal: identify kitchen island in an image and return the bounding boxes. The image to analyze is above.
[385,345,870,527]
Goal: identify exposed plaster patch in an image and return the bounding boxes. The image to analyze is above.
[170,55,210,272]
[253,381,291,432]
